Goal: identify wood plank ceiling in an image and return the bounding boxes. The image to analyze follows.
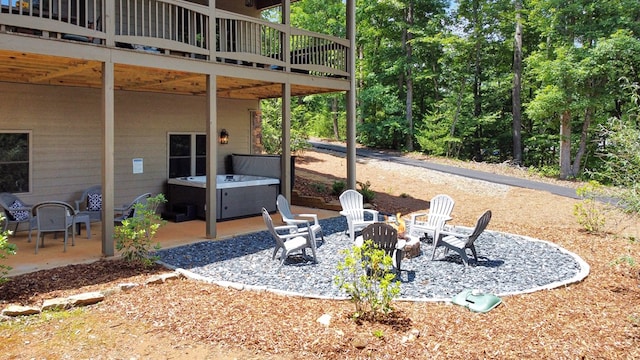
[0,49,335,99]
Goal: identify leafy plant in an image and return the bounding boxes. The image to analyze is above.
[528,164,560,179]
[573,181,607,233]
[357,180,375,203]
[311,182,328,194]
[0,214,17,284]
[334,239,400,321]
[332,180,346,196]
[115,194,167,267]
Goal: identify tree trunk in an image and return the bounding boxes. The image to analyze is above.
[572,107,593,177]
[404,1,414,151]
[559,110,572,179]
[512,0,523,165]
[449,76,466,157]
[472,0,482,118]
[332,96,340,140]
[357,45,364,125]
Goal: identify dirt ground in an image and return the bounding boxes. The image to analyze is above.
[1,148,639,359]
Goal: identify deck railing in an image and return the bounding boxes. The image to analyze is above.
[0,0,349,78]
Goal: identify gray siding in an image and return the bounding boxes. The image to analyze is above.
[0,82,257,207]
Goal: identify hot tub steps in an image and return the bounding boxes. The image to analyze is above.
[162,203,196,223]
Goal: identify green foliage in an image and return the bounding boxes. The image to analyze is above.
[311,182,328,194]
[573,181,607,233]
[595,83,640,213]
[528,164,560,179]
[115,194,167,267]
[332,180,346,196]
[357,180,375,203]
[260,98,312,155]
[0,215,17,284]
[357,84,407,149]
[334,240,401,321]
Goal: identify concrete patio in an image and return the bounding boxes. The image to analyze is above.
[3,206,340,277]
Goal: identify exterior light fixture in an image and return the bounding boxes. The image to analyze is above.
[219,129,229,144]
[245,0,254,7]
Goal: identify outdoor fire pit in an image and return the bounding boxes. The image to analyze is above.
[402,236,421,259]
[386,213,422,259]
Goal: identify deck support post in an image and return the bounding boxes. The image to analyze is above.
[206,73,218,238]
[101,61,115,256]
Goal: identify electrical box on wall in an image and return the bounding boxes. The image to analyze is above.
[132,158,143,174]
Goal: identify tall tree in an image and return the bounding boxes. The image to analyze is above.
[512,0,523,165]
[404,1,415,151]
[527,0,640,178]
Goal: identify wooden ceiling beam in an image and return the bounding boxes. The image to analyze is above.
[30,61,98,83]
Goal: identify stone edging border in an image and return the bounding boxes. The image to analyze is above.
[2,230,590,319]
[0,273,183,318]
[159,229,591,303]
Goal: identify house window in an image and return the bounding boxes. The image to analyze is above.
[168,133,206,178]
[0,132,30,193]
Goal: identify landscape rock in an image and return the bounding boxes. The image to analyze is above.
[68,292,105,306]
[145,272,181,285]
[2,305,40,317]
[352,334,368,349]
[118,282,139,291]
[317,313,332,326]
[41,297,72,311]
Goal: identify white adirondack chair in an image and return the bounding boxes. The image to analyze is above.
[262,208,317,268]
[339,189,379,242]
[407,194,455,241]
[276,194,324,243]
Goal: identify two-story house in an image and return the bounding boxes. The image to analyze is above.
[0,0,357,255]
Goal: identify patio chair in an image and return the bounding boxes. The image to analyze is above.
[0,192,34,237]
[360,222,405,275]
[74,185,102,223]
[339,189,379,242]
[432,210,492,266]
[114,193,152,225]
[31,201,76,254]
[407,194,455,242]
[276,194,324,243]
[262,207,317,268]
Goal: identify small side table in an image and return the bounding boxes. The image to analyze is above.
[73,214,91,239]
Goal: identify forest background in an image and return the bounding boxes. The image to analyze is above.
[258,0,640,213]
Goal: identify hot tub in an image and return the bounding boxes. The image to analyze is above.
[166,174,280,220]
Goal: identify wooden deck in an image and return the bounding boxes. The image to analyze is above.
[3,205,339,277]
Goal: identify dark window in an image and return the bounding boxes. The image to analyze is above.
[168,133,206,178]
[195,134,206,176]
[0,132,30,193]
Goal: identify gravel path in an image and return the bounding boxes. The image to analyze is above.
[156,216,589,301]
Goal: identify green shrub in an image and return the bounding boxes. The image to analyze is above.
[332,180,346,196]
[115,194,167,267]
[528,164,560,179]
[334,239,400,321]
[573,181,607,233]
[311,182,328,194]
[0,215,17,284]
[357,180,375,203]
